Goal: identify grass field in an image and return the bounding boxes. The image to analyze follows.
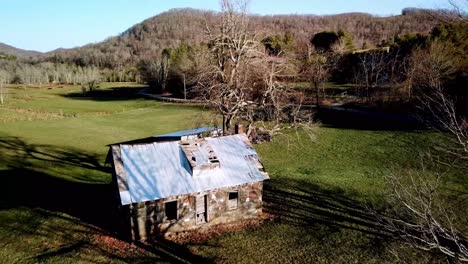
[0,83,465,263]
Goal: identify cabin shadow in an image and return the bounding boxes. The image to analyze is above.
[0,136,209,263]
[316,106,424,131]
[62,86,147,101]
[0,166,117,230]
[263,178,390,239]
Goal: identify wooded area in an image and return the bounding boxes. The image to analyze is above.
[0,7,444,85]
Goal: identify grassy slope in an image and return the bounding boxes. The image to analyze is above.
[189,130,446,263]
[0,83,207,263]
[0,83,465,263]
[193,126,466,263]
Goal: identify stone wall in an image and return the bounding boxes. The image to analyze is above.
[121,181,264,240]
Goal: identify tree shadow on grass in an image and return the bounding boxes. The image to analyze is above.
[316,106,424,131]
[0,136,110,176]
[184,178,397,262]
[260,178,400,261]
[263,178,391,238]
[0,166,117,231]
[2,207,202,263]
[62,86,147,102]
[0,136,210,263]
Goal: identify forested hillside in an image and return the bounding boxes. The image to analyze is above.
[0,8,455,89]
[43,8,438,69]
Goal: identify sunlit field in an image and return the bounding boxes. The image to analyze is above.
[0,83,465,263]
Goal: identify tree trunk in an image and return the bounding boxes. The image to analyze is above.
[366,84,370,103]
[0,83,3,105]
[315,83,320,108]
[223,114,233,135]
[183,74,186,100]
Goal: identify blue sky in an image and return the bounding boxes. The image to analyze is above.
[0,0,453,52]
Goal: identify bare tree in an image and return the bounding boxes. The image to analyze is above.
[160,49,171,94]
[426,0,468,24]
[0,70,9,104]
[0,81,4,105]
[448,0,468,23]
[138,60,162,88]
[243,50,305,141]
[170,44,197,100]
[402,56,417,99]
[196,0,260,134]
[195,0,312,140]
[330,38,348,55]
[378,37,468,262]
[353,50,389,100]
[304,48,334,106]
[378,166,468,262]
[411,43,459,93]
[411,42,467,159]
[80,67,101,93]
[422,86,468,160]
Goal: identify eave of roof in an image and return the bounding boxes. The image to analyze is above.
[155,127,218,138]
[106,126,219,146]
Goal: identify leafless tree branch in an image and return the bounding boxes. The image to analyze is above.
[376,164,468,262]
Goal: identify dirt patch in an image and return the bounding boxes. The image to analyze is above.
[92,233,147,257]
[164,213,275,245]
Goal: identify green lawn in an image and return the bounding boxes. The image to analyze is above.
[191,129,467,263]
[0,83,465,263]
[0,83,209,263]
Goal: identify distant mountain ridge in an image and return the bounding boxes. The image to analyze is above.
[3,8,440,68]
[44,8,438,69]
[0,42,42,58]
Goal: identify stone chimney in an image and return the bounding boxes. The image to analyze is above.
[235,123,244,134]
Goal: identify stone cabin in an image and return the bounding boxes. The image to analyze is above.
[107,128,270,240]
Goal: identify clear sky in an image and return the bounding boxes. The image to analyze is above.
[0,0,454,52]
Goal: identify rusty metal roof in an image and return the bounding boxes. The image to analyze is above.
[113,134,269,205]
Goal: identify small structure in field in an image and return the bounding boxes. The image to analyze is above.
[108,127,269,240]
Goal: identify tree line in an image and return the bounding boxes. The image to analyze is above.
[137,20,467,110]
[0,7,450,89]
[27,8,441,71]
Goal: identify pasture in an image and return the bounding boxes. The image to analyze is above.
[0,83,465,263]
